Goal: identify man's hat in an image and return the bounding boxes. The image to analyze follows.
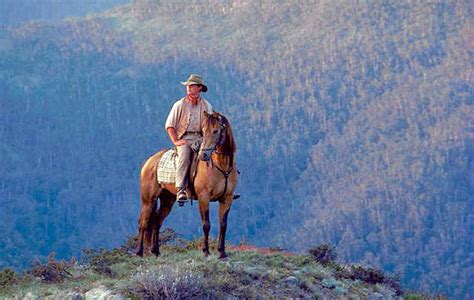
[181,74,208,92]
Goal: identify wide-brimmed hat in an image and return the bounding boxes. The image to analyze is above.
[181,74,208,92]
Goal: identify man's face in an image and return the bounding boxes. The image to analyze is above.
[186,84,202,97]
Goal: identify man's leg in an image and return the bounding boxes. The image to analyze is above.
[176,143,192,205]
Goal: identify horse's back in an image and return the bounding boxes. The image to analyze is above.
[141,148,169,183]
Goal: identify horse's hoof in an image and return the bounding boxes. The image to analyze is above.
[135,250,144,257]
[219,253,228,260]
[151,249,160,257]
[203,251,210,257]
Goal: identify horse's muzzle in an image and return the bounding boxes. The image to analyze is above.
[198,149,213,161]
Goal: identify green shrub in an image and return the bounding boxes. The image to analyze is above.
[350,265,385,283]
[308,244,337,264]
[402,293,447,299]
[0,268,17,290]
[121,229,177,253]
[82,248,129,277]
[335,264,402,295]
[159,228,178,245]
[30,253,72,283]
[120,235,139,253]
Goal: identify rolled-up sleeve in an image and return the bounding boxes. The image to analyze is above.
[165,102,180,130]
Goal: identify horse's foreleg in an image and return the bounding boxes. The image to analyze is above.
[217,198,232,259]
[151,197,174,256]
[198,198,211,256]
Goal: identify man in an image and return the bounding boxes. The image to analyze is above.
[165,74,213,205]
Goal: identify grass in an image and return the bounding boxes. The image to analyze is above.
[0,230,426,299]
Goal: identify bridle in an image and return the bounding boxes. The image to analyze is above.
[200,121,227,154]
[200,119,234,201]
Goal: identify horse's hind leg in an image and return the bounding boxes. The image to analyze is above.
[217,197,233,259]
[150,193,174,256]
[136,185,161,257]
[136,200,155,256]
[145,200,158,251]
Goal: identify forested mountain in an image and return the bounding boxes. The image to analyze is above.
[0,0,472,298]
[0,0,128,26]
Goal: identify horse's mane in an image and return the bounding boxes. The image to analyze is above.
[206,112,237,165]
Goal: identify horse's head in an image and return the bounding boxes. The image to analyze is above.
[199,111,236,161]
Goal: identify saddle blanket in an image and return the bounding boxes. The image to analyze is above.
[157,149,177,184]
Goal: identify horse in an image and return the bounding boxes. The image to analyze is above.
[136,111,238,259]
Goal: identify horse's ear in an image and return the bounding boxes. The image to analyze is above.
[203,111,210,118]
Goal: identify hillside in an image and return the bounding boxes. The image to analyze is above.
[0,0,128,26]
[0,233,407,299]
[0,0,472,298]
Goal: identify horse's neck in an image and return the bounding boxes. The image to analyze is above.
[212,151,233,170]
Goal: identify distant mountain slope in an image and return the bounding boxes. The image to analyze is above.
[0,0,471,298]
[0,0,129,26]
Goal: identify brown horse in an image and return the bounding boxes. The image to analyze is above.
[136,111,238,259]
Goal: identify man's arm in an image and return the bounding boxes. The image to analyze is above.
[165,100,187,146]
[167,127,186,146]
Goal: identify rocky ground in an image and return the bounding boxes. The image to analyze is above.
[0,232,423,299]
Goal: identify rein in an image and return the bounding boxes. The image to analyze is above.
[204,121,234,201]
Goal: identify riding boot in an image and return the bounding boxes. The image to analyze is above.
[177,188,188,207]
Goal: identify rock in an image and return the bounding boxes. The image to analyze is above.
[283,276,299,285]
[367,292,387,299]
[22,292,40,300]
[292,270,301,276]
[65,292,84,300]
[85,285,124,300]
[322,278,337,289]
[45,292,84,300]
[334,286,348,294]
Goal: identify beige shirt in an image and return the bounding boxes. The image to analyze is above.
[165,97,213,139]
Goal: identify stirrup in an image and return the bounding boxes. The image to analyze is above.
[177,199,188,207]
[233,193,241,200]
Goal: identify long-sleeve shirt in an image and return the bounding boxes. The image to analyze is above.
[165,97,213,139]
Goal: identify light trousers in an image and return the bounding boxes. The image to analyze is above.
[175,133,202,189]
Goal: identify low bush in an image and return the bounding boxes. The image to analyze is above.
[122,229,178,254]
[159,228,178,245]
[120,235,138,253]
[349,265,385,284]
[0,268,17,291]
[82,248,128,277]
[130,265,205,299]
[335,264,402,295]
[308,244,337,264]
[30,253,72,283]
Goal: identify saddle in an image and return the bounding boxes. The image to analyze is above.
[156,140,201,199]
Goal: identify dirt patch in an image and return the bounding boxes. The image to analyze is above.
[229,245,294,256]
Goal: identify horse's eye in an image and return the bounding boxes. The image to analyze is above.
[213,129,218,134]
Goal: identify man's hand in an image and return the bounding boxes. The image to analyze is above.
[167,127,186,147]
[173,139,187,146]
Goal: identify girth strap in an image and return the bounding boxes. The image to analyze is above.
[211,158,233,201]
